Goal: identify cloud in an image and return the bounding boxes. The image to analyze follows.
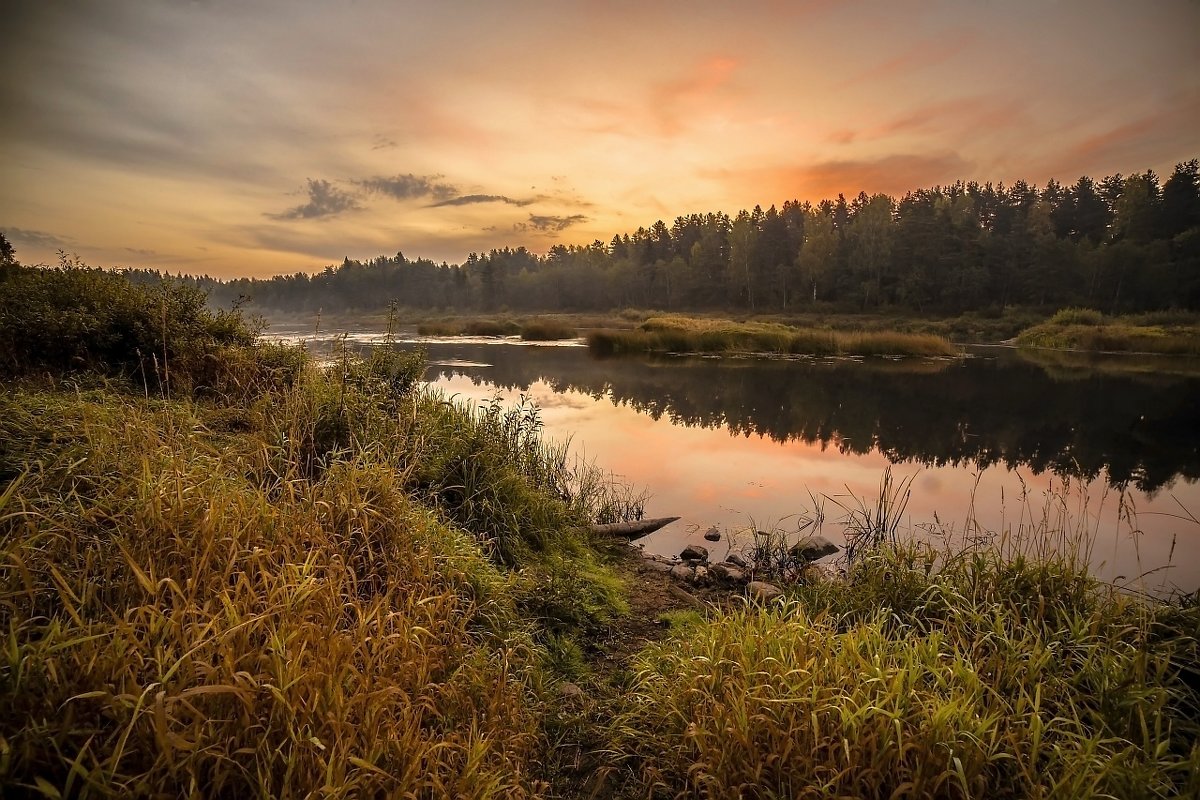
[838,34,980,89]
[269,178,360,221]
[429,194,537,208]
[830,96,1028,145]
[715,152,973,203]
[124,247,158,257]
[518,214,589,233]
[650,55,740,136]
[358,173,458,201]
[3,227,71,249]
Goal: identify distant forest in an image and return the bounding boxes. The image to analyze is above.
[133,159,1199,315]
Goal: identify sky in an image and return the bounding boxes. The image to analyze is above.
[2,0,1198,279]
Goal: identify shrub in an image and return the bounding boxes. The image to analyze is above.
[0,259,263,396]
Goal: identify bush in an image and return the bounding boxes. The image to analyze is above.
[0,258,263,396]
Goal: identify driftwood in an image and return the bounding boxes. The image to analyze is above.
[589,516,680,539]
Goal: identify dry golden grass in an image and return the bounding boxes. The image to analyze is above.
[0,389,554,797]
[588,314,958,357]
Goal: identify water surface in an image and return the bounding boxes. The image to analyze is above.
[276,327,1200,594]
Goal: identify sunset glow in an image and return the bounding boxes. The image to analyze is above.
[3,0,1198,277]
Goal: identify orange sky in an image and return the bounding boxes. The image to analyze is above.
[2,0,1198,278]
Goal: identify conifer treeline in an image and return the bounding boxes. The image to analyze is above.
[140,160,1200,315]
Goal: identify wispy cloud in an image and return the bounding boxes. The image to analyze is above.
[650,55,740,136]
[269,179,360,221]
[3,226,71,249]
[124,246,157,258]
[837,34,980,89]
[715,152,972,203]
[429,193,537,208]
[518,214,589,233]
[358,173,458,202]
[831,96,1027,145]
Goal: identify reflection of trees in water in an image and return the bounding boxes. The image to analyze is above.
[418,344,1200,492]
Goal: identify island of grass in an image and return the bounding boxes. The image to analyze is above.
[587,314,960,357]
[2,261,1198,798]
[1017,307,1200,355]
[417,316,578,341]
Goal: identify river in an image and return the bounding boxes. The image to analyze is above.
[276,327,1200,596]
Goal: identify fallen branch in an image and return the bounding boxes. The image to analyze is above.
[589,516,680,538]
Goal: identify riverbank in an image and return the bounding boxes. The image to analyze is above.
[1016,307,1200,355]
[3,265,1198,797]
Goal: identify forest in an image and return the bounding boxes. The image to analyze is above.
[128,159,1200,316]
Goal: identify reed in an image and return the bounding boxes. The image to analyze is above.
[588,315,958,357]
[519,320,578,341]
[1018,308,1200,354]
[605,535,1200,799]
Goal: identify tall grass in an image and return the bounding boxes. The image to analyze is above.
[0,320,633,795]
[519,320,578,341]
[606,536,1200,798]
[1018,308,1200,355]
[588,315,958,357]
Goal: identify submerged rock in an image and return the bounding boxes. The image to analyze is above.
[680,544,709,562]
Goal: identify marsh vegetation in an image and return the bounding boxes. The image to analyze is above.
[2,258,1199,797]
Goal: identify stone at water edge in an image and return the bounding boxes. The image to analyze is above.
[643,559,674,574]
[789,535,840,563]
[747,581,784,602]
[727,552,750,569]
[669,564,694,581]
[693,565,710,585]
[709,562,747,585]
[680,544,709,562]
[703,526,721,542]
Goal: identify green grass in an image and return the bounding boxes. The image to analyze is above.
[0,285,633,795]
[5,267,1199,797]
[1018,308,1200,354]
[605,540,1200,799]
[588,314,959,357]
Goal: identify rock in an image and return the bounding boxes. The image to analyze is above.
[669,563,694,581]
[727,552,750,569]
[747,581,784,602]
[693,565,710,585]
[558,682,586,702]
[703,526,721,542]
[801,562,842,584]
[789,535,840,563]
[680,544,709,562]
[643,559,674,574]
[709,562,747,584]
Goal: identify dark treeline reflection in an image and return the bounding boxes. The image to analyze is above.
[418,344,1200,493]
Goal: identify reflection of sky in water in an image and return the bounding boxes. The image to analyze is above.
[428,373,1200,596]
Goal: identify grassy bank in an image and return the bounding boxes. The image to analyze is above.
[1017,308,1200,355]
[0,263,629,796]
[588,314,959,357]
[4,263,1198,797]
[607,541,1200,798]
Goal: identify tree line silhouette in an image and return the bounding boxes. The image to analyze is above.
[142,159,1200,316]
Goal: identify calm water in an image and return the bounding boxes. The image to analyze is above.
[279,328,1200,595]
